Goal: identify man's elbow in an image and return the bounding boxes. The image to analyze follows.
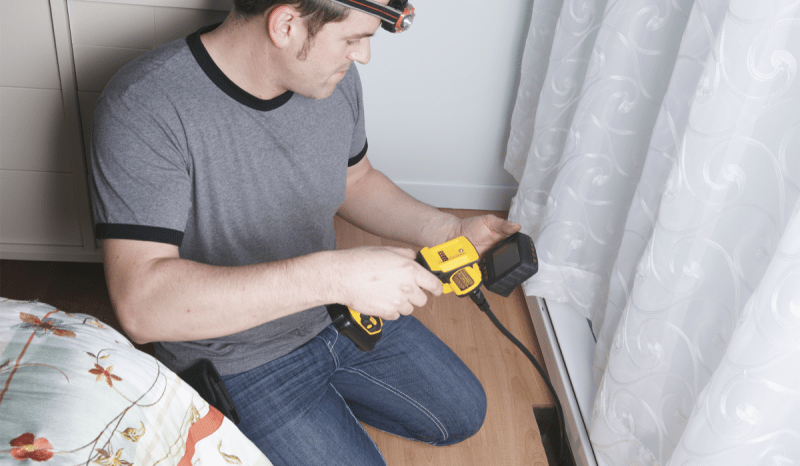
[111,294,156,345]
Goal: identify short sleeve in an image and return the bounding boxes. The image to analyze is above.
[90,82,192,246]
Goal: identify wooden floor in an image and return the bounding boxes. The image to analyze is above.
[0,209,553,465]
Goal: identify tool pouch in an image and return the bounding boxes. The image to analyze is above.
[179,359,241,424]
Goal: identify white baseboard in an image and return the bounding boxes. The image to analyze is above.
[395,181,518,211]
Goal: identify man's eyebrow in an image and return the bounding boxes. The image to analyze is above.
[345,32,375,40]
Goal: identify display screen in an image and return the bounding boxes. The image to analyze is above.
[492,241,520,276]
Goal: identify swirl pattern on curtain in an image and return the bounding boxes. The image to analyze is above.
[505,0,800,464]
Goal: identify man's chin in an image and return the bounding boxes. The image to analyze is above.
[298,83,339,101]
[304,89,336,101]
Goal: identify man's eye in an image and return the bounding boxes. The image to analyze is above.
[347,39,361,46]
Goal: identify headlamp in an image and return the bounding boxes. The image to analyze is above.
[329,0,415,33]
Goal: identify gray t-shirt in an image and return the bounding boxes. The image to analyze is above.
[91,26,368,376]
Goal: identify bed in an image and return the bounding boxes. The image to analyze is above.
[0,298,272,465]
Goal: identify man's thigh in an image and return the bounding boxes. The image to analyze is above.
[330,315,487,445]
[222,334,385,466]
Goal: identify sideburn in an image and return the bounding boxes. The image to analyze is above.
[297,36,315,61]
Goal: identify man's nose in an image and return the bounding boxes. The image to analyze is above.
[348,38,371,65]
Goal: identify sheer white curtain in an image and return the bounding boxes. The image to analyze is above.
[505,0,800,464]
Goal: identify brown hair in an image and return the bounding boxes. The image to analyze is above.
[233,0,350,38]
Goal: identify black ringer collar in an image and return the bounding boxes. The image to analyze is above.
[187,24,293,112]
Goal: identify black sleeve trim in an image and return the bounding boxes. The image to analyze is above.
[96,223,184,247]
[348,140,368,167]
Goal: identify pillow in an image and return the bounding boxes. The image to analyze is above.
[0,298,272,466]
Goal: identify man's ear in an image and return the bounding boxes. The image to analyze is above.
[267,5,302,49]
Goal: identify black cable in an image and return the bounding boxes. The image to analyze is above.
[469,289,568,466]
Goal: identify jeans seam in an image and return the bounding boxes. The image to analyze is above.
[314,328,341,368]
[340,367,450,444]
[330,331,341,368]
[329,384,387,466]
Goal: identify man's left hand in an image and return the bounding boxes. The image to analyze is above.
[449,215,522,256]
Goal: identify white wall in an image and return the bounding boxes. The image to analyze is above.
[360,1,532,210]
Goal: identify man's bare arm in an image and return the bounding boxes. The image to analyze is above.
[103,238,441,345]
[338,155,520,254]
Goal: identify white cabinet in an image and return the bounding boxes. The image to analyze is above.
[1,0,90,260]
[0,0,228,261]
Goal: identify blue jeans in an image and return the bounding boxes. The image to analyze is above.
[221,315,486,466]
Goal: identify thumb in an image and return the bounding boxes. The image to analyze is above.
[501,221,522,235]
[487,216,521,236]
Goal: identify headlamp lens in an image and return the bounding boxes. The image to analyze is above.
[400,12,414,31]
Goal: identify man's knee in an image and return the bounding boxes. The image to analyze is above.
[436,380,487,446]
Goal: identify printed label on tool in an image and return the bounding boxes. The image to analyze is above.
[452,269,474,291]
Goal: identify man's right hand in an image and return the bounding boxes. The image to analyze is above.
[330,246,443,320]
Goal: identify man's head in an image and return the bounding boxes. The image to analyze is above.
[238,0,380,99]
[224,0,386,100]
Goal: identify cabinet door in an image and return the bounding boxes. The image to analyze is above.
[0,0,91,259]
[0,0,229,261]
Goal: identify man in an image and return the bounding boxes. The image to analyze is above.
[90,0,520,464]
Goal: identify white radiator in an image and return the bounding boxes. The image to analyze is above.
[527,296,599,466]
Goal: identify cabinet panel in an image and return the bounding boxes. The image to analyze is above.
[68,1,156,49]
[78,91,101,145]
[73,0,230,9]
[73,45,148,92]
[0,171,83,246]
[0,0,61,89]
[154,7,228,44]
[0,87,71,173]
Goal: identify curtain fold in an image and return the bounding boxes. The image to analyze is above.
[505,0,800,464]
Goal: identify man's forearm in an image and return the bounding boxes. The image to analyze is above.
[338,166,459,248]
[106,243,339,344]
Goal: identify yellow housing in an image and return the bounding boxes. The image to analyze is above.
[418,236,482,296]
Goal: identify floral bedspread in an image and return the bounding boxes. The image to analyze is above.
[0,298,271,466]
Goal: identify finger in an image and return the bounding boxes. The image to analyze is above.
[407,286,429,308]
[416,270,443,296]
[485,216,520,235]
[378,305,401,321]
[397,301,414,316]
[501,220,522,235]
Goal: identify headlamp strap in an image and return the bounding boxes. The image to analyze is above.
[329,0,414,33]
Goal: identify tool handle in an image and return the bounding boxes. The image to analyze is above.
[325,304,382,352]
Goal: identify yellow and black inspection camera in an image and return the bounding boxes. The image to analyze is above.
[327,232,538,352]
